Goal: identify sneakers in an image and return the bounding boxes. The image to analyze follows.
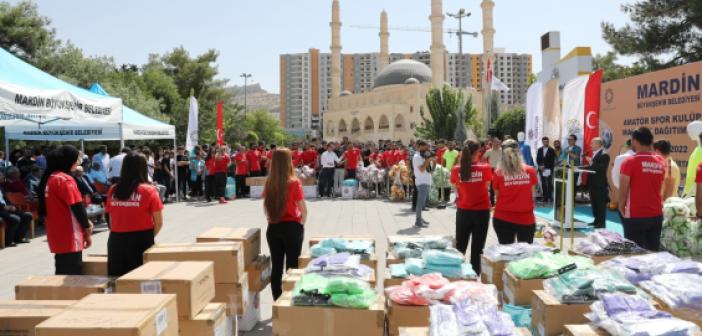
[414,221,429,228]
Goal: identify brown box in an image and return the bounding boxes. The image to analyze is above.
[298,254,378,272]
[178,303,229,336]
[386,297,429,336]
[386,252,403,266]
[531,290,590,336]
[502,270,545,306]
[564,325,608,336]
[116,261,215,319]
[245,176,267,187]
[196,227,262,265]
[397,327,429,336]
[282,268,377,292]
[301,176,317,186]
[82,254,108,276]
[35,293,178,336]
[308,235,375,248]
[481,254,507,291]
[0,300,76,336]
[246,255,272,292]
[272,291,385,336]
[213,272,250,316]
[15,275,112,300]
[144,242,245,283]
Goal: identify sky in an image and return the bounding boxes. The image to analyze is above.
[15,0,634,94]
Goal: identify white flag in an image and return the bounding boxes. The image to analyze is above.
[490,75,510,92]
[561,76,589,149]
[186,96,199,151]
[525,82,544,162]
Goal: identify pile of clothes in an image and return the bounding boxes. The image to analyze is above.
[390,250,477,280]
[483,243,553,262]
[386,274,498,307]
[431,165,451,203]
[292,273,377,309]
[295,165,315,180]
[576,230,646,256]
[429,302,520,336]
[586,293,699,336]
[391,237,453,259]
[389,162,411,201]
[305,253,373,282]
[543,268,638,304]
[506,252,593,280]
[662,197,702,257]
[310,238,375,259]
[599,252,702,284]
[639,273,702,310]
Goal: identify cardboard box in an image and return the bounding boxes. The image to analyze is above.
[398,327,429,336]
[197,227,262,265]
[245,255,271,292]
[272,291,385,336]
[35,293,178,336]
[481,254,507,291]
[301,176,317,186]
[531,290,590,336]
[116,261,215,319]
[386,297,429,336]
[245,176,266,186]
[213,272,250,316]
[144,242,245,283]
[237,291,261,332]
[386,252,403,266]
[82,254,108,276]
[563,325,608,336]
[0,300,76,336]
[298,254,377,272]
[250,186,264,198]
[15,275,112,300]
[282,268,376,292]
[502,270,545,306]
[302,185,317,198]
[178,303,229,336]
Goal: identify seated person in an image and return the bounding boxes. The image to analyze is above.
[24,166,42,201]
[2,167,28,196]
[0,173,31,246]
[74,166,103,205]
[89,162,109,186]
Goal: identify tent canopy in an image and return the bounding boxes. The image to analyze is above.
[0,48,122,124]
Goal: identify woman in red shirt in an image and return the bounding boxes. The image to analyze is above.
[106,152,164,277]
[38,145,93,275]
[204,147,216,203]
[264,148,307,300]
[450,140,492,274]
[492,139,538,244]
[213,146,231,204]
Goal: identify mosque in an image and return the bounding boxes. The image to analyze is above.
[323,0,495,143]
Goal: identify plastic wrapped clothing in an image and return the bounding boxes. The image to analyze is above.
[662,197,702,257]
[391,237,452,259]
[310,238,374,258]
[403,258,477,279]
[292,274,376,309]
[598,252,702,284]
[454,300,518,336]
[422,249,464,266]
[483,243,554,262]
[390,263,408,278]
[430,304,460,336]
[586,293,700,336]
[576,229,646,256]
[305,253,373,281]
[432,165,451,189]
[506,252,594,280]
[544,268,638,304]
[502,305,532,328]
[440,281,499,307]
[639,273,702,310]
[292,273,332,306]
[389,162,411,185]
[386,273,450,306]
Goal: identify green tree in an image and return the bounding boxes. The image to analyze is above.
[464,95,483,139]
[602,0,702,70]
[493,106,525,140]
[0,0,56,61]
[241,110,288,146]
[593,52,647,82]
[415,85,480,141]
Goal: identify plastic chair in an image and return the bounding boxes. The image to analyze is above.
[5,192,35,238]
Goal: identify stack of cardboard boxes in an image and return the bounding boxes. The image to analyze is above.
[245,177,266,198]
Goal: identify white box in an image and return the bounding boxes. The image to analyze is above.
[303,185,317,199]
[341,185,356,199]
[250,186,264,199]
[237,291,260,332]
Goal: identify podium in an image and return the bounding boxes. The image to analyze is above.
[551,163,596,249]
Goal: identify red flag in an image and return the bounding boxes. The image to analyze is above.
[583,69,603,158]
[485,58,493,86]
[216,101,224,145]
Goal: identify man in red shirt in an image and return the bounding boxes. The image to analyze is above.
[384,143,398,168]
[234,144,248,198]
[290,143,302,168]
[246,143,262,177]
[258,142,268,176]
[301,144,318,169]
[618,127,666,251]
[396,144,409,164]
[342,143,361,179]
[435,139,447,166]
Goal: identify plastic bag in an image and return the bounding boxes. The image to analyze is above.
[507,252,594,280]
[502,304,531,327]
[225,177,236,199]
[330,290,376,309]
[423,249,465,266]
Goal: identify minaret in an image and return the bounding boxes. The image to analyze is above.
[430,0,446,87]
[481,0,495,54]
[330,0,342,97]
[379,10,390,72]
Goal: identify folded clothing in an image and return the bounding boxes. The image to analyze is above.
[599,252,702,284]
[305,252,373,281]
[639,273,702,310]
[506,251,594,280]
[292,273,377,309]
[400,258,477,279]
[544,268,638,304]
[577,229,646,256]
[310,238,375,258]
[391,238,453,259]
[483,243,554,262]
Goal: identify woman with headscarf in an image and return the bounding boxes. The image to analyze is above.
[38,145,93,275]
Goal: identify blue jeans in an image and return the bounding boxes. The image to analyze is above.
[415,184,429,226]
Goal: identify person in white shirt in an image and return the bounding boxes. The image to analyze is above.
[108,148,130,183]
[318,143,340,197]
[92,145,110,176]
[611,140,634,190]
[413,140,434,228]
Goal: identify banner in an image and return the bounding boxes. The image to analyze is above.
[216,101,224,145]
[561,75,589,149]
[0,81,122,124]
[584,70,603,158]
[525,81,544,161]
[186,96,198,150]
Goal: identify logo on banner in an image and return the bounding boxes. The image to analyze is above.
[585,111,597,130]
[566,118,582,138]
[605,88,614,105]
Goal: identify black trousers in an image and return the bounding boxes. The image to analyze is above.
[267,221,304,301]
[318,168,335,197]
[493,217,535,244]
[178,172,188,197]
[411,177,418,209]
[214,172,227,198]
[0,210,31,244]
[456,209,490,274]
[108,229,155,277]
[190,176,203,197]
[55,251,83,275]
[540,173,553,201]
[440,187,451,202]
[250,170,262,177]
[204,175,215,200]
[589,186,608,228]
[235,175,247,198]
[346,169,357,180]
[623,216,662,251]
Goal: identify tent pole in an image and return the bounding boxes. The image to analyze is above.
[80,139,85,153]
[173,137,180,203]
[4,129,9,168]
[118,122,125,149]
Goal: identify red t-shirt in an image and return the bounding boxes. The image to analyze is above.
[695,162,702,184]
[246,150,261,172]
[106,184,164,233]
[395,150,408,164]
[234,152,248,175]
[436,147,446,165]
[44,172,85,254]
[213,155,231,173]
[620,152,665,218]
[493,165,538,225]
[205,158,215,176]
[265,178,305,223]
[345,148,361,169]
[369,153,380,166]
[291,150,302,167]
[383,150,397,167]
[265,150,273,168]
[450,164,492,211]
[301,149,318,167]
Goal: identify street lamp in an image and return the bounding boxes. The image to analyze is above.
[240,73,252,115]
[447,9,478,88]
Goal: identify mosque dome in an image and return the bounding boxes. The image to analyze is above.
[372,59,432,89]
[340,90,352,96]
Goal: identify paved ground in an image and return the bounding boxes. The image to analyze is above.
[0,196,580,335]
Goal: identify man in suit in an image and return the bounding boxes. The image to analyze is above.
[585,137,610,228]
[536,137,557,202]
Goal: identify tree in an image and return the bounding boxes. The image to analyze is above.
[241,110,288,146]
[0,1,56,61]
[415,85,479,141]
[493,106,525,140]
[602,0,702,70]
[593,52,648,82]
[35,42,116,88]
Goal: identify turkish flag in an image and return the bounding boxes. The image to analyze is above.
[583,69,603,158]
[216,101,224,145]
